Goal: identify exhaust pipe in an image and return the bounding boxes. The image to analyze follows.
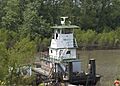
[88,59,96,77]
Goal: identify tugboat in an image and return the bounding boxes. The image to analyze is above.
[32,17,101,86]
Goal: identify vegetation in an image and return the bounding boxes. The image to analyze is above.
[74,28,120,49]
[0,0,120,85]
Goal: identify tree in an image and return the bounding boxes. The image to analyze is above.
[7,37,36,85]
[0,28,36,85]
[0,42,8,81]
[20,0,51,39]
[1,0,23,31]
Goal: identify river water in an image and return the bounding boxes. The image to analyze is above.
[78,49,120,86]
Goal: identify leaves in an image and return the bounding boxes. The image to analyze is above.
[0,0,120,84]
[2,0,22,30]
[0,29,36,84]
[8,37,36,66]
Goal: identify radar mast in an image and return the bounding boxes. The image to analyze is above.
[60,17,68,25]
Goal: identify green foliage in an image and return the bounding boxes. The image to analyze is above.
[39,37,50,51]
[0,0,120,85]
[0,29,19,49]
[75,29,97,47]
[2,0,22,30]
[59,0,73,16]
[74,29,85,46]
[75,28,120,48]
[0,29,36,85]
[0,0,120,32]
[82,30,97,45]
[6,37,36,85]
[0,29,8,43]
[0,42,8,80]
[8,37,36,66]
[97,31,116,48]
[19,0,51,39]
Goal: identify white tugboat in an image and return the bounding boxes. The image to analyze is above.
[33,17,100,86]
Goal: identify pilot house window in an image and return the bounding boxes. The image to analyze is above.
[66,51,71,54]
[51,50,53,53]
[56,33,58,39]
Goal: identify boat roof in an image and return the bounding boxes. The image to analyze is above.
[51,25,79,29]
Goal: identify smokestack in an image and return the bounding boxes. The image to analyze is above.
[88,59,96,77]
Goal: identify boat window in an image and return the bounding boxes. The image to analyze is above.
[62,29,72,34]
[55,29,59,39]
[51,50,53,53]
[52,34,54,39]
[56,33,58,39]
[61,18,64,21]
[66,51,71,54]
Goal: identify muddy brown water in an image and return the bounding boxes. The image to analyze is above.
[77,49,120,86]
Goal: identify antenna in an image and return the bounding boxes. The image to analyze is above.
[60,17,68,25]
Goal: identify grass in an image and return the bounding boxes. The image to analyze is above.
[77,49,120,86]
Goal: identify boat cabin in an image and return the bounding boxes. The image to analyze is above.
[49,17,79,61]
